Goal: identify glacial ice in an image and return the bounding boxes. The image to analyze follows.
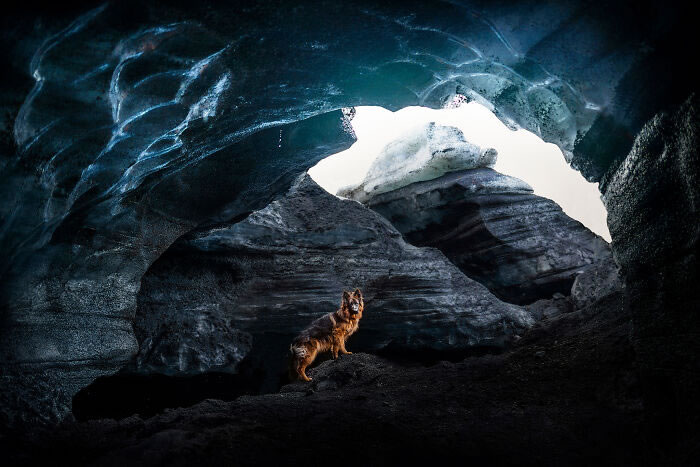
[1,0,683,425]
[337,122,496,202]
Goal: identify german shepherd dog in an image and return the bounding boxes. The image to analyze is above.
[289,289,364,382]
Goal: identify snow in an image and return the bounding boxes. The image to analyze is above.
[335,121,496,202]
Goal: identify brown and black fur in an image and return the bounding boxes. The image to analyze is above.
[289,289,364,382]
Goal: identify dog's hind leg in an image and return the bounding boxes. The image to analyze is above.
[298,359,313,382]
[297,345,316,382]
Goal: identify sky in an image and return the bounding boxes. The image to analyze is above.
[309,102,611,242]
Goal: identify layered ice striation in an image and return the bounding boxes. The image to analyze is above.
[337,123,496,202]
[367,168,612,304]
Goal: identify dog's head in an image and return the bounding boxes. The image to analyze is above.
[342,288,364,318]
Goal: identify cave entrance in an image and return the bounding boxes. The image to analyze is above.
[309,101,610,242]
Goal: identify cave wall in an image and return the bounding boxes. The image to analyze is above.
[603,94,699,461]
[366,168,612,305]
[0,0,696,442]
[133,175,533,392]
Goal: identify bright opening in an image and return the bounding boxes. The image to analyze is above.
[309,102,611,242]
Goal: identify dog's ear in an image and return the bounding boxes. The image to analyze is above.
[342,291,352,306]
[353,288,363,299]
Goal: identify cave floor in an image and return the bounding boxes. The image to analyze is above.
[6,291,645,466]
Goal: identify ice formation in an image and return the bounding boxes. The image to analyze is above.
[337,122,496,202]
[311,103,611,241]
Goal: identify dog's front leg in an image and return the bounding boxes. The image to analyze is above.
[339,340,352,355]
[331,336,338,360]
[330,342,339,359]
[331,333,344,359]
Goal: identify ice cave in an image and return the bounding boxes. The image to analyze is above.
[0,1,697,465]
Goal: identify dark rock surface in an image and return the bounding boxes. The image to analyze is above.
[4,282,643,466]
[133,175,532,388]
[570,256,623,310]
[524,256,622,322]
[368,168,611,304]
[602,94,700,461]
[524,293,572,321]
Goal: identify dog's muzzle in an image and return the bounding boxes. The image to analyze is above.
[351,303,360,314]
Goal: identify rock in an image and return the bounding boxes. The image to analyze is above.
[367,168,612,304]
[135,313,253,376]
[525,295,572,321]
[280,352,395,395]
[134,175,533,386]
[570,256,623,309]
[602,95,700,458]
[337,122,496,202]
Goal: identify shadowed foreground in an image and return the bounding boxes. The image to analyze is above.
[5,289,644,466]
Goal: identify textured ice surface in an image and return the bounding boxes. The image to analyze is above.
[337,122,496,202]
